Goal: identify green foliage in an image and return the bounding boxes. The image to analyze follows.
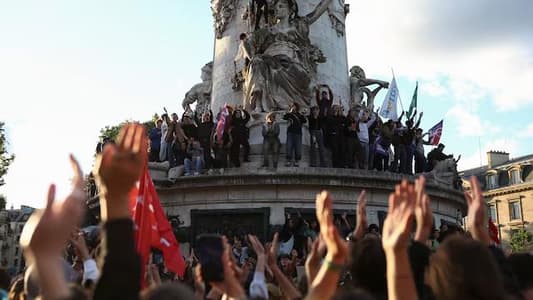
[510,228,533,253]
[0,122,15,187]
[99,123,125,143]
[0,194,5,211]
[98,115,158,144]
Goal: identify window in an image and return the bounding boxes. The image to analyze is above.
[488,204,497,222]
[510,169,522,184]
[487,174,498,189]
[509,201,522,220]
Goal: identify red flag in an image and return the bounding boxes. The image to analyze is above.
[488,218,500,245]
[130,165,186,285]
[428,120,444,145]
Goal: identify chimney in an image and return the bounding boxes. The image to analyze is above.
[487,151,509,168]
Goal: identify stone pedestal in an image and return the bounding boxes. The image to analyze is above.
[155,167,466,242]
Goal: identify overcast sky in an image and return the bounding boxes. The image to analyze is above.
[1,0,532,209]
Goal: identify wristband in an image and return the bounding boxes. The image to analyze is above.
[324,259,344,272]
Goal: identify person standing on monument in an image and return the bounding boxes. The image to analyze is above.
[325,105,346,168]
[261,112,280,168]
[230,106,251,167]
[344,108,362,168]
[414,128,431,173]
[400,112,422,174]
[283,103,306,167]
[252,0,269,30]
[149,119,163,162]
[390,111,405,173]
[160,113,170,162]
[357,108,377,170]
[181,113,198,141]
[170,113,188,168]
[308,106,326,167]
[374,120,394,171]
[195,110,215,170]
[316,87,333,118]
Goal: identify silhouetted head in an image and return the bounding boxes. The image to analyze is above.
[427,235,506,300]
[349,236,386,298]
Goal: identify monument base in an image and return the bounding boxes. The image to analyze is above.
[152,166,466,243]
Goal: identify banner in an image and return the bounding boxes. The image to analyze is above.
[379,76,399,120]
[407,81,418,119]
[428,120,444,145]
[130,165,186,286]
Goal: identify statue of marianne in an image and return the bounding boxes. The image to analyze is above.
[242,0,333,113]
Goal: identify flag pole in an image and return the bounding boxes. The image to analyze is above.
[391,67,405,113]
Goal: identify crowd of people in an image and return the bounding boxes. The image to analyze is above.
[1,123,531,300]
[147,96,458,176]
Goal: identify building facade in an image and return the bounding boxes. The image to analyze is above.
[460,151,533,247]
[0,205,35,276]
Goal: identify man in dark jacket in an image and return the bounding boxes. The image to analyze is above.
[283,103,307,167]
[230,106,251,167]
[308,106,326,167]
[325,105,346,168]
[195,110,215,170]
[426,143,453,171]
[149,119,163,162]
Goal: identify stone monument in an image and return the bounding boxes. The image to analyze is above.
[152,0,466,245]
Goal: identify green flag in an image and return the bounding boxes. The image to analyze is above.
[407,82,418,119]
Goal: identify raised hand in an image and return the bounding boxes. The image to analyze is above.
[315,191,348,264]
[71,231,90,261]
[308,191,348,300]
[382,180,418,300]
[209,237,246,299]
[382,180,416,254]
[353,190,367,240]
[94,123,148,220]
[267,232,279,268]
[19,155,86,300]
[21,155,86,259]
[414,176,433,243]
[465,176,491,245]
[305,236,326,287]
[248,234,266,275]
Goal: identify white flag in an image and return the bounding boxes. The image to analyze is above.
[379,76,399,121]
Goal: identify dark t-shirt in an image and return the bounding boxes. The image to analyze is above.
[284,112,307,135]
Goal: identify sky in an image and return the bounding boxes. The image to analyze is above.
[1,0,532,209]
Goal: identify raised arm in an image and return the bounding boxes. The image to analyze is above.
[307,191,349,300]
[267,233,303,300]
[20,155,86,300]
[382,180,418,300]
[93,124,148,300]
[414,111,423,128]
[305,0,334,25]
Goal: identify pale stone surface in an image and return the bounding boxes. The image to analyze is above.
[211,0,350,130]
[157,169,466,227]
[168,166,185,180]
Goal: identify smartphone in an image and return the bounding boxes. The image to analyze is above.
[195,234,224,283]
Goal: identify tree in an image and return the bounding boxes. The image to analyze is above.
[510,228,533,253]
[98,115,159,145]
[0,194,6,211]
[0,122,15,187]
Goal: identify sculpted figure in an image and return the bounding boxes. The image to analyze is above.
[327,0,349,37]
[212,0,237,39]
[425,158,462,189]
[349,66,389,110]
[242,0,333,113]
[182,62,213,116]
